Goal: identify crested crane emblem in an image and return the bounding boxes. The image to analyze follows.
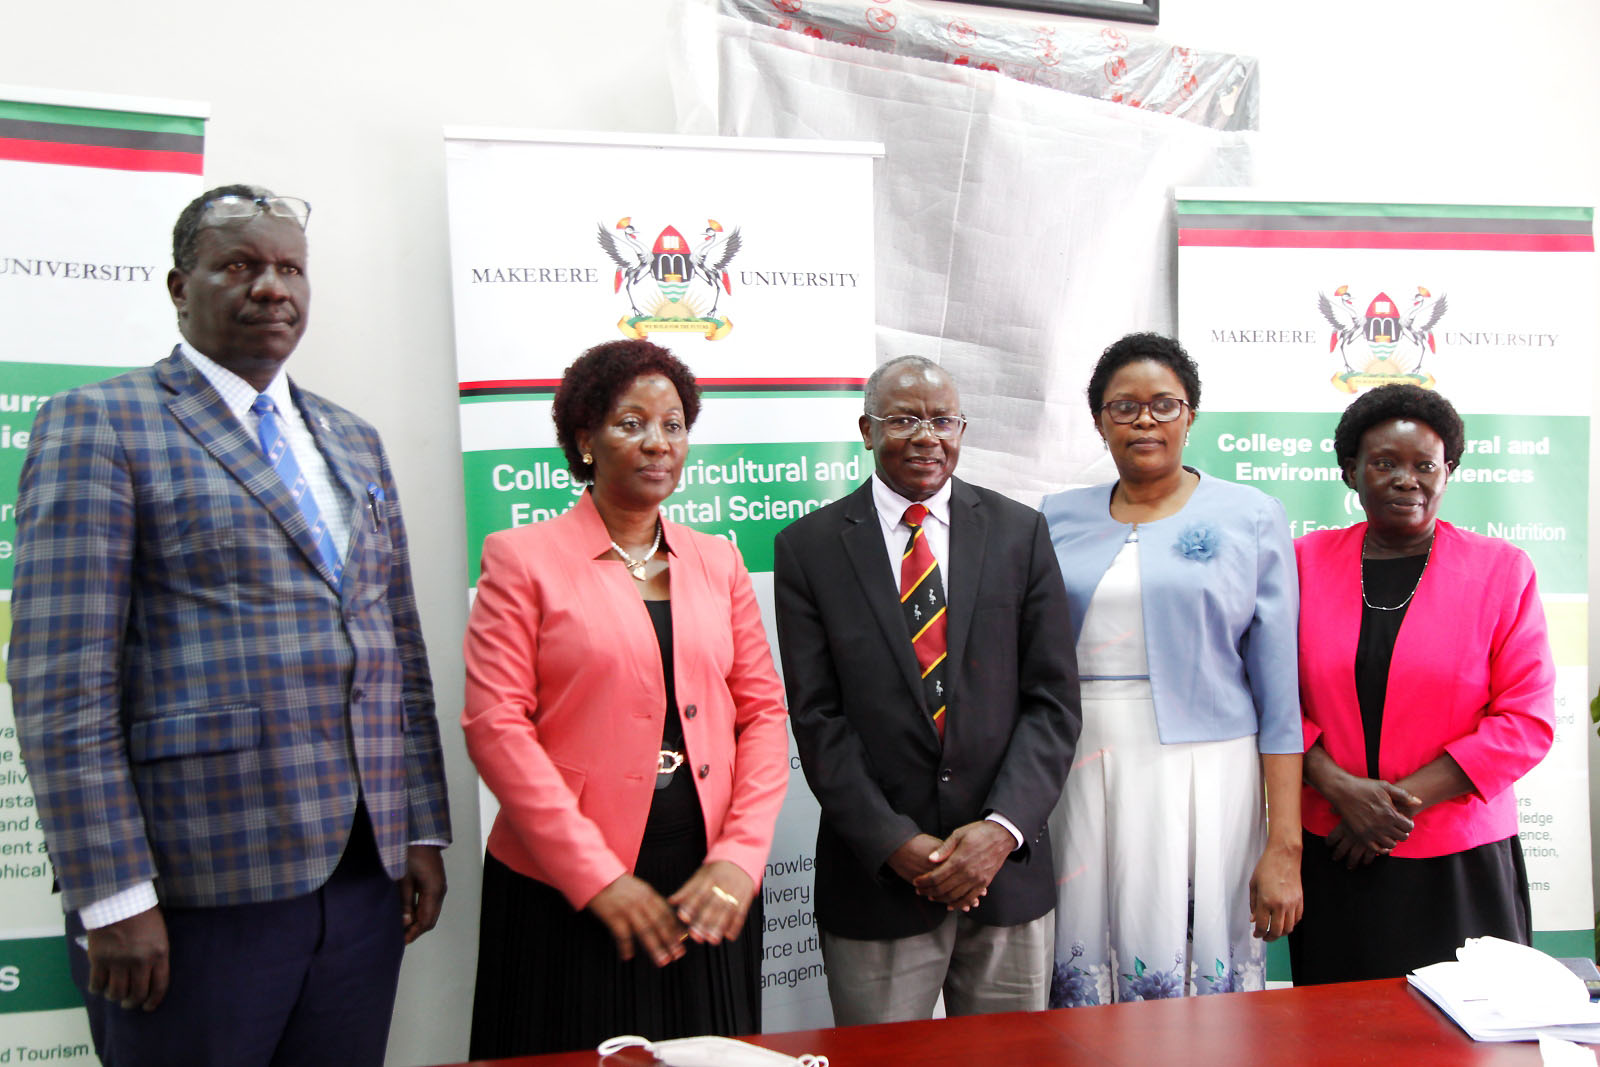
[1315,284,1448,392]
[596,216,743,340]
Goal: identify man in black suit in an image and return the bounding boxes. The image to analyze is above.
[774,356,1080,1025]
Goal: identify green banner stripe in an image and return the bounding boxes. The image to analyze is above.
[1184,413,1588,593]
[1176,200,1593,222]
[1532,929,1595,960]
[0,935,83,1014]
[0,361,143,593]
[0,98,205,137]
[462,441,868,581]
[1178,213,1593,236]
[0,117,202,155]
[1266,938,1289,982]
[0,360,143,396]
[460,394,530,405]
[1270,931,1596,982]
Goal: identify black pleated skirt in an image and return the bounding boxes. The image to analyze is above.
[467,771,764,1058]
[1289,831,1532,985]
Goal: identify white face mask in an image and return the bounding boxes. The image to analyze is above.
[597,1034,829,1067]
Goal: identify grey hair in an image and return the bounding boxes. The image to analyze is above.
[863,356,949,413]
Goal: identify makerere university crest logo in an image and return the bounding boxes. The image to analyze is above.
[597,216,743,340]
[1316,284,1448,392]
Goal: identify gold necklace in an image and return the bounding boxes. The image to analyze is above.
[1360,533,1433,612]
[610,518,662,581]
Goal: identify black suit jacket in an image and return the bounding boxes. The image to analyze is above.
[774,477,1080,940]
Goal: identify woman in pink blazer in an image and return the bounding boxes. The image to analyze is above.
[462,340,789,1056]
[1289,384,1554,984]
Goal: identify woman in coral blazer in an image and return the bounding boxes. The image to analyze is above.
[462,341,789,1057]
[1290,384,1554,984]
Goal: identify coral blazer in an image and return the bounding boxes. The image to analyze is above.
[462,490,789,910]
[1296,520,1554,857]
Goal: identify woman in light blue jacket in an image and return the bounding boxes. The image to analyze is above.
[1040,333,1302,1006]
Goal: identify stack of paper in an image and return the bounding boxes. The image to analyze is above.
[1408,937,1600,1043]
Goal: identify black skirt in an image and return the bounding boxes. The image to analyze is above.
[1288,830,1532,985]
[467,769,764,1058]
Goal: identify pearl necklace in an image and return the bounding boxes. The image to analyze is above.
[611,519,662,581]
[1360,533,1433,612]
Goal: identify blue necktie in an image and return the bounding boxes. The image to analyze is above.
[252,394,343,584]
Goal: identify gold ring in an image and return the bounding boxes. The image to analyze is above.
[711,886,740,907]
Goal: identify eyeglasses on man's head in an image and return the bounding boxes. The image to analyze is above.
[202,195,312,229]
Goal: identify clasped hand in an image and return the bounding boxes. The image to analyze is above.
[587,860,754,967]
[1327,777,1422,869]
[889,822,1013,912]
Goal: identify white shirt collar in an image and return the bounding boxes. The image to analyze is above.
[870,471,953,528]
[179,341,293,423]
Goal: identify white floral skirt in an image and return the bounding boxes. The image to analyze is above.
[1049,678,1265,1006]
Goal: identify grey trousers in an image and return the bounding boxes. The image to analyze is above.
[821,909,1054,1026]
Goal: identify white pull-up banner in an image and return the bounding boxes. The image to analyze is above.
[443,129,881,1031]
[0,82,207,1061]
[1177,193,1596,961]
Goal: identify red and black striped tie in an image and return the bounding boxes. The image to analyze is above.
[900,503,949,741]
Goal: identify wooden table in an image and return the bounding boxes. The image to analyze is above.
[442,979,1566,1065]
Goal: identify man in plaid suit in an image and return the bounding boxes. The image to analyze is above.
[9,184,452,1066]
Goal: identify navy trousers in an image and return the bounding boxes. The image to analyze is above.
[67,809,405,1067]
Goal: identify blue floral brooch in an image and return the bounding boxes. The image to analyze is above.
[1174,522,1219,562]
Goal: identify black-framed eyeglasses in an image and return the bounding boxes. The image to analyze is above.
[865,413,968,439]
[1099,398,1189,424]
[202,195,312,229]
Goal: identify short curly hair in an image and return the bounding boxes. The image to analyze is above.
[1333,384,1465,486]
[551,339,701,481]
[1085,332,1202,417]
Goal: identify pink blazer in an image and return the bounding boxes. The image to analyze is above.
[462,491,789,909]
[1296,520,1554,857]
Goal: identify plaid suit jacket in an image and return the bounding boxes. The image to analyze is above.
[9,348,451,912]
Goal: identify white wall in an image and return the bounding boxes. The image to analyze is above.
[3,2,1597,1063]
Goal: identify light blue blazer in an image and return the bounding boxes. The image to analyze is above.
[1039,470,1300,754]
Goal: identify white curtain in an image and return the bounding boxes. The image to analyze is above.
[673,1,1255,499]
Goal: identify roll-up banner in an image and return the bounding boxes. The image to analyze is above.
[0,83,206,1058]
[443,130,881,1030]
[1177,193,1595,964]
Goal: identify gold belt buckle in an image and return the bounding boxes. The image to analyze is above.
[656,749,685,790]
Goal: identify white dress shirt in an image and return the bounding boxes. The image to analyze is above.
[184,343,352,554]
